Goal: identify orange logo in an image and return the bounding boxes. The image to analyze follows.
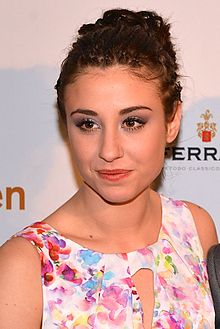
[197,110,217,142]
[0,186,25,210]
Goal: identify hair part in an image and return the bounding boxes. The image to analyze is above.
[55,8,182,122]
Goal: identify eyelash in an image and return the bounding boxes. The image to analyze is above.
[75,118,100,132]
[122,117,146,131]
[74,116,146,133]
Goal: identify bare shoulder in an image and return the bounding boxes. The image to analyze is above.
[0,237,42,328]
[184,201,218,258]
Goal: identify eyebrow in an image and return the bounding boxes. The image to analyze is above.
[70,106,152,117]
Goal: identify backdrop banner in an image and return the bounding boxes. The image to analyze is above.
[1,0,220,245]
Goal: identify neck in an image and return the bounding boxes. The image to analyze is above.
[71,184,161,248]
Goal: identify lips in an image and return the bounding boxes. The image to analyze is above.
[97,169,132,182]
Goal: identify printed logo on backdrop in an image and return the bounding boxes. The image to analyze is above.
[164,108,220,175]
[197,110,217,142]
[0,187,25,211]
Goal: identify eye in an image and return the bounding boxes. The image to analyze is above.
[75,118,100,132]
[122,116,146,131]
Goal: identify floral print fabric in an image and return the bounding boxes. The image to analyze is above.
[15,195,215,328]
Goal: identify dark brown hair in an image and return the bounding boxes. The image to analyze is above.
[55,8,182,121]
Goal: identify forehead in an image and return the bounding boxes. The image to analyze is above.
[64,66,163,112]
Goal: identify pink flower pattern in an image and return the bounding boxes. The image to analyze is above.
[14,195,215,328]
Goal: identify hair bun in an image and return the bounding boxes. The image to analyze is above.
[78,9,164,36]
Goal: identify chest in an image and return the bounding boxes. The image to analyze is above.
[41,243,215,328]
[131,268,154,329]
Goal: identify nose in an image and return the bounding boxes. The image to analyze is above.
[98,129,124,162]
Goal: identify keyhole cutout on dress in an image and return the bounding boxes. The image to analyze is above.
[131,268,154,329]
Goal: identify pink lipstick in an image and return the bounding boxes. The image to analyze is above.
[97,169,132,182]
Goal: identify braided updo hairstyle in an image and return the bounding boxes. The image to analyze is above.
[55,8,182,122]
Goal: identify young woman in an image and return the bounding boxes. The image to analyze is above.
[0,8,218,329]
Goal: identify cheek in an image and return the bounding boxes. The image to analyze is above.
[68,132,97,168]
[127,124,166,158]
[129,141,165,165]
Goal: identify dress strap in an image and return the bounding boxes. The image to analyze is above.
[14,222,65,286]
[160,196,207,283]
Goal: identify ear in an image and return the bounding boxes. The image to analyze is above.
[166,102,182,144]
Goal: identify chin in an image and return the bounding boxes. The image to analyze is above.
[100,194,137,205]
[89,183,149,205]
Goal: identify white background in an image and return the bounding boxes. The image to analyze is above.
[1,0,220,245]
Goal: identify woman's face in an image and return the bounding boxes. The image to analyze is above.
[64,66,180,204]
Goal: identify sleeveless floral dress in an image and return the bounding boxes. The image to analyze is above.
[15,195,215,328]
